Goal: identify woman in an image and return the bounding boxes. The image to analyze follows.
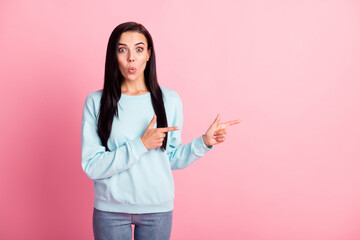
[81,22,240,240]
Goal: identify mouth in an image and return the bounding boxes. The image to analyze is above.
[128,67,136,74]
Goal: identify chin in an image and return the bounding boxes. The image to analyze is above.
[125,75,138,81]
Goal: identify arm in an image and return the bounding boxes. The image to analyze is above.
[81,95,148,180]
[166,93,213,170]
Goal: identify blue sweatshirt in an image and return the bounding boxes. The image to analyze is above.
[81,86,213,214]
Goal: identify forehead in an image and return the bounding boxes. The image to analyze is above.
[118,31,147,45]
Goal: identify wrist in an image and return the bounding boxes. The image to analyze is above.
[140,136,147,150]
[202,134,210,147]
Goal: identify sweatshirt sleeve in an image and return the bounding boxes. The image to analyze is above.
[166,92,213,170]
[81,94,148,180]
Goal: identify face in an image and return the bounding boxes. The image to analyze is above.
[117,31,151,82]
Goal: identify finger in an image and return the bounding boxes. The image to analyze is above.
[215,129,227,135]
[214,132,226,137]
[220,119,241,128]
[147,114,157,129]
[158,126,180,132]
[215,135,225,141]
[157,132,166,139]
[215,133,226,138]
[212,114,221,125]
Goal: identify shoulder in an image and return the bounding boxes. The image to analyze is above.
[84,89,103,106]
[85,89,102,101]
[160,86,182,104]
[82,89,103,118]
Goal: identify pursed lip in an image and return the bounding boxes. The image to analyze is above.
[128,67,136,71]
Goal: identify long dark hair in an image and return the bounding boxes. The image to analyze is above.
[98,22,168,151]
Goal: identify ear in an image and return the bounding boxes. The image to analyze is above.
[148,47,151,60]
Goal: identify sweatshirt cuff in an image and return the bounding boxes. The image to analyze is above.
[193,135,213,156]
[128,136,148,159]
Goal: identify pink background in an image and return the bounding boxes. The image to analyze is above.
[1,0,360,239]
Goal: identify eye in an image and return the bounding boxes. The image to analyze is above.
[137,47,143,52]
[118,47,126,53]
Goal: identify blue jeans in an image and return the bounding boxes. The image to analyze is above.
[93,207,173,240]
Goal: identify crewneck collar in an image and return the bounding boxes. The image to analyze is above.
[120,92,151,99]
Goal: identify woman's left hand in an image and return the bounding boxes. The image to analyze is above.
[202,114,241,147]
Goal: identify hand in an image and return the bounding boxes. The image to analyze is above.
[202,114,241,147]
[141,114,179,150]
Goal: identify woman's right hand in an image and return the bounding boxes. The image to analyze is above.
[141,114,179,150]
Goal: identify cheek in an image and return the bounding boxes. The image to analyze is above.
[139,55,148,66]
[117,57,126,68]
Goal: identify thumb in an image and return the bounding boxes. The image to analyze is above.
[212,113,221,125]
[147,114,157,129]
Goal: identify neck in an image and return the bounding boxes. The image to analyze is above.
[121,75,148,94]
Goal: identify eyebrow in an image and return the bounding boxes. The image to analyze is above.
[117,42,145,46]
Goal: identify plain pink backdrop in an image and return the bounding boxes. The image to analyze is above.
[1,0,359,239]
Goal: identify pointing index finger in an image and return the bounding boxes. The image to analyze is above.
[221,119,241,128]
[158,126,180,132]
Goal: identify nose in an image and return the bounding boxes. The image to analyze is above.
[128,50,135,62]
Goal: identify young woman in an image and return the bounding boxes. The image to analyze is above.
[81,22,241,240]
